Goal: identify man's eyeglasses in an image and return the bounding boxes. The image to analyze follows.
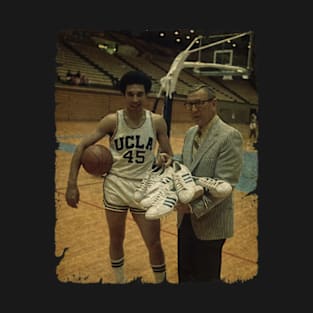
[184,98,215,111]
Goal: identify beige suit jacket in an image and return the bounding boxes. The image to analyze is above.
[177,115,244,240]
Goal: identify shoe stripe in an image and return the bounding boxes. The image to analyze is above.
[164,198,177,206]
[183,177,193,183]
[181,173,193,182]
[161,178,173,184]
[164,199,176,205]
[182,173,191,178]
[182,178,193,183]
[164,198,176,204]
[163,202,176,208]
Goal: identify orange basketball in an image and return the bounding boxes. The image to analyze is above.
[81,144,113,176]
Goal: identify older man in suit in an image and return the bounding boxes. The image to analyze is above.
[175,84,244,283]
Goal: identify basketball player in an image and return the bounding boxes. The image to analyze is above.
[65,71,173,284]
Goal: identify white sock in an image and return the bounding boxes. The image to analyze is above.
[152,263,166,283]
[111,257,125,284]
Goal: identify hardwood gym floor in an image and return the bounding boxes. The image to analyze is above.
[54,121,258,284]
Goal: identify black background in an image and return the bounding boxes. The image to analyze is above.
[5,3,304,311]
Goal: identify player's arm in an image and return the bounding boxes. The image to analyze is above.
[66,114,116,208]
[153,114,173,167]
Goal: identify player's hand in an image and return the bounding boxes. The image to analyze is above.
[65,185,80,208]
[156,152,173,167]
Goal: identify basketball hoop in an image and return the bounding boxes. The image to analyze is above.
[158,31,253,98]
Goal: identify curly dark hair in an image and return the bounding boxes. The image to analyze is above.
[118,71,152,94]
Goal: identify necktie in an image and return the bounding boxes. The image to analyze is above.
[192,131,201,159]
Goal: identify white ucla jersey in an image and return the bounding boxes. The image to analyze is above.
[109,109,157,179]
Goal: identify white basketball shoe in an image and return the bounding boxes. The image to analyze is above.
[172,161,204,203]
[144,189,178,220]
[195,177,232,198]
[134,165,164,203]
[140,166,175,209]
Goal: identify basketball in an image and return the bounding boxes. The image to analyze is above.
[81,144,113,176]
